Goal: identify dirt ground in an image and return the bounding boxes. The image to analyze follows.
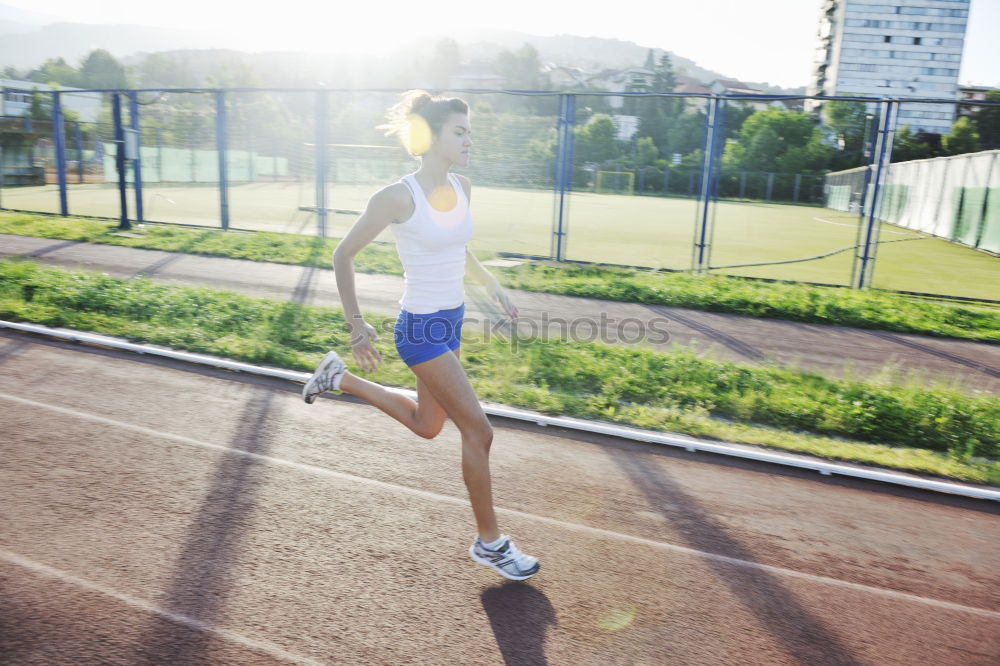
[1,329,998,665]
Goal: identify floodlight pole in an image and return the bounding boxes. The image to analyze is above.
[127,91,145,223]
[315,90,329,238]
[52,91,68,217]
[215,90,230,231]
[693,96,720,274]
[552,94,575,261]
[111,92,130,230]
[849,108,882,284]
[854,99,897,289]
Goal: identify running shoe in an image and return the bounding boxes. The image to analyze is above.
[302,351,347,404]
[469,534,540,581]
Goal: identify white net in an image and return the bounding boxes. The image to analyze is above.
[826,149,1000,253]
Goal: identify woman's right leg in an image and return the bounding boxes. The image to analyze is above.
[404,350,500,543]
[337,351,497,540]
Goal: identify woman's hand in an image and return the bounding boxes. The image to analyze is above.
[349,319,382,373]
[491,283,519,323]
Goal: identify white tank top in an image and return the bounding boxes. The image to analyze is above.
[389,172,474,314]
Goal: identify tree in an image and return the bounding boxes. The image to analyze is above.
[824,98,870,169]
[635,136,659,167]
[27,57,79,87]
[496,43,546,90]
[652,53,676,93]
[724,108,832,173]
[721,101,756,140]
[78,49,128,89]
[943,116,981,155]
[666,110,707,157]
[494,43,551,113]
[574,114,623,164]
[135,52,198,88]
[891,125,934,162]
[637,53,682,155]
[29,88,53,120]
[428,38,461,89]
[971,89,1000,150]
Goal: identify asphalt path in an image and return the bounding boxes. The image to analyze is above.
[1,330,998,665]
[1,234,998,394]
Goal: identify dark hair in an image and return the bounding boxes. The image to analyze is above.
[378,89,469,156]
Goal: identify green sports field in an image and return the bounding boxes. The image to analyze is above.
[2,181,998,300]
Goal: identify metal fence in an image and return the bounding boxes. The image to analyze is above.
[826,149,1000,255]
[2,87,999,301]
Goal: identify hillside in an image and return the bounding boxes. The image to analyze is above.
[0,5,803,92]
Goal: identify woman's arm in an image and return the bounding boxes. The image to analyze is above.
[455,173,518,322]
[333,185,404,371]
[465,247,500,290]
[465,247,518,322]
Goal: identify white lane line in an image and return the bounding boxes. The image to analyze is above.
[3,391,999,621]
[812,216,910,235]
[0,549,326,666]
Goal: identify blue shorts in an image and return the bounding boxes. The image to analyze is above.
[393,303,465,367]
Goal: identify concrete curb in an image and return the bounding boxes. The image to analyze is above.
[2,318,998,503]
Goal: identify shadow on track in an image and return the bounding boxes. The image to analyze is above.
[612,451,863,666]
[131,386,278,665]
[481,582,557,666]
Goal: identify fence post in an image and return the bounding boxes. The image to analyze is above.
[793,173,801,202]
[974,152,998,249]
[52,91,69,217]
[739,171,746,199]
[315,89,329,238]
[552,93,574,261]
[127,91,144,223]
[692,96,719,273]
[854,100,897,289]
[765,172,774,202]
[111,92,130,230]
[662,167,669,195]
[272,137,278,183]
[74,121,83,184]
[215,90,230,230]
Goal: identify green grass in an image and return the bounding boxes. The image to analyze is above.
[4,181,1000,299]
[2,210,998,343]
[2,257,997,486]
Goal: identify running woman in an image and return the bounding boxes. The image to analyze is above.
[302,90,539,581]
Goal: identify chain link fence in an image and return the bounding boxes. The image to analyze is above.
[2,86,998,301]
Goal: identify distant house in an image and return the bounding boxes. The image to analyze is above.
[0,79,104,186]
[0,78,102,122]
[673,75,711,112]
[958,84,997,119]
[541,63,593,89]
[586,67,657,109]
[447,63,507,91]
[709,78,793,112]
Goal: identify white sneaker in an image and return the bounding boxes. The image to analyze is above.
[302,351,347,404]
[469,534,540,580]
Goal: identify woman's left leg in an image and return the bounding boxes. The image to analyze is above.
[336,350,458,439]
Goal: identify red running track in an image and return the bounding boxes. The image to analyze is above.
[1,330,998,665]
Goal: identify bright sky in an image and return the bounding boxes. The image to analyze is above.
[10,0,1000,88]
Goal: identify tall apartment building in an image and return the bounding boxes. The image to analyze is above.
[807,0,970,134]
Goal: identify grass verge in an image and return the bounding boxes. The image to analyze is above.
[2,257,997,486]
[2,211,998,343]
